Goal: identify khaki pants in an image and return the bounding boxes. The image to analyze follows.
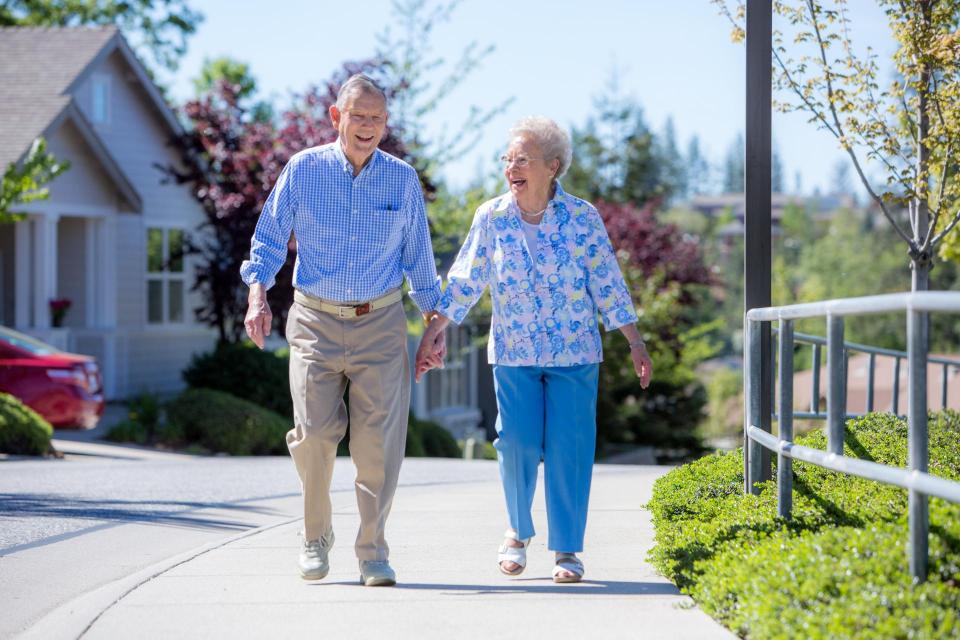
[284,298,410,561]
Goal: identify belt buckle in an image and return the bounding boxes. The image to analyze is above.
[354,303,371,317]
[337,305,349,319]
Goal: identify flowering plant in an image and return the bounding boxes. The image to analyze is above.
[49,298,72,327]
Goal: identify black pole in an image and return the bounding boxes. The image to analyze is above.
[744,0,773,488]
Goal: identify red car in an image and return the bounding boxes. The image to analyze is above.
[0,326,104,429]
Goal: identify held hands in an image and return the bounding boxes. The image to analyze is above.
[244,284,272,349]
[415,314,449,383]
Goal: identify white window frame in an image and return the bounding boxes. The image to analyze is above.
[91,74,111,125]
[146,226,187,326]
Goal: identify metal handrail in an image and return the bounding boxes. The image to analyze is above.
[774,331,960,419]
[744,291,960,581]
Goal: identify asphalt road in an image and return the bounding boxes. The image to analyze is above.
[0,446,497,554]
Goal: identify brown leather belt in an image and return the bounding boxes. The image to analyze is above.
[294,289,403,319]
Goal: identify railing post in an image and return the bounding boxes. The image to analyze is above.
[778,319,794,518]
[745,317,764,494]
[867,353,876,412]
[893,357,901,415]
[811,343,821,414]
[827,315,845,456]
[908,307,929,581]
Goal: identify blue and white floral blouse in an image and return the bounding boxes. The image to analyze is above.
[436,183,638,367]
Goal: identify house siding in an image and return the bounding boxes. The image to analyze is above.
[71,49,215,398]
[45,119,120,209]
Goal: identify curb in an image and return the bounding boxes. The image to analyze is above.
[18,515,302,640]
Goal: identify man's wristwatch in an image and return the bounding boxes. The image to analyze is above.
[422,310,439,326]
[629,340,646,350]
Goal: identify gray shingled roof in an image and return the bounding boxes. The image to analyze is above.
[0,26,118,169]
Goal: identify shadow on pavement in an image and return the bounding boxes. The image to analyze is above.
[310,579,682,596]
[0,493,283,531]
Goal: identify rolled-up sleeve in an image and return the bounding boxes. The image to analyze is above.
[401,174,443,312]
[584,207,638,331]
[240,160,298,290]
[436,208,491,325]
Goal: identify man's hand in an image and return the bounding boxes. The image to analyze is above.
[630,343,653,389]
[244,284,272,349]
[414,314,450,383]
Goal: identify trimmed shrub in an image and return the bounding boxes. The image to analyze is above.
[165,388,290,455]
[182,342,291,418]
[417,418,461,458]
[105,420,148,444]
[0,393,53,455]
[647,410,960,638]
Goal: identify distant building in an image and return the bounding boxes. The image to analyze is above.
[688,192,859,237]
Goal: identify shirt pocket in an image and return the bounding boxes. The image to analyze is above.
[358,208,406,250]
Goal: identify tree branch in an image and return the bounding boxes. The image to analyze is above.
[804,0,914,247]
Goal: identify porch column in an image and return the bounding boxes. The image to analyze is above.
[84,216,117,328]
[31,214,60,329]
[14,220,31,328]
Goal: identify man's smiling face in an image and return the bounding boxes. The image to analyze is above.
[329,90,388,171]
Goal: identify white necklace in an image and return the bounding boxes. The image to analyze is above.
[520,206,547,221]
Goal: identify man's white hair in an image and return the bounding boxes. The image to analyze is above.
[336,73,387,110]
[509,116,572,180]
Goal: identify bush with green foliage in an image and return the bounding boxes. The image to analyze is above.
[105,419,148,444]
[410,417,462,458]
[0,393,53,455]
[647,411,960,639]
[165,388,289,455]
[182,342,292,418]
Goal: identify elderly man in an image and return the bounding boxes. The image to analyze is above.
[240,74,443,587]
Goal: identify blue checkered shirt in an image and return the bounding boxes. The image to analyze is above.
[240,141,442,311]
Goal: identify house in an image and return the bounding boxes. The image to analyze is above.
[0,26,215,400]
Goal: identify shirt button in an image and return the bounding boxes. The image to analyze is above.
[350,236,357,241]
[347,289,352,294]
[352,209,358,214]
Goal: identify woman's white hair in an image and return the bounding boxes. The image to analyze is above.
[509,116,573,180]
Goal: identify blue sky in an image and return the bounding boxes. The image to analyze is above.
[159,0,896,197]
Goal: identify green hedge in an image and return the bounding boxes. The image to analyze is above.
[165,388,289,455]
[0,392,53,455]
[182,342,292,418]
[647,410,960,639]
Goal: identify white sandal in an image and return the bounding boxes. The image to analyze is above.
[553,553,584,583]
[497,530,530,576]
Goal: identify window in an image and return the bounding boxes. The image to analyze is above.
[91,75,110,124]
[146,228,186,324]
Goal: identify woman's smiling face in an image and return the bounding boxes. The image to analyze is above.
[503,134,558,206]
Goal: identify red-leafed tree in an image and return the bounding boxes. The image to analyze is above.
[597,199,711,290]
[166,60,433,343]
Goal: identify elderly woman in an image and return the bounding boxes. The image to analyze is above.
[416,116,652,583]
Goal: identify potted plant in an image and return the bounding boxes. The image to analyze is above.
[49,298,72,327]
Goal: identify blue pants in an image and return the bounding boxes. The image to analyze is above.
[492,363,599,553]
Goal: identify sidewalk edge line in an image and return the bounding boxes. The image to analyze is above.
[18,515,302,640]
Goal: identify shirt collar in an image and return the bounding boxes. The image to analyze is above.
[333,138,380,176]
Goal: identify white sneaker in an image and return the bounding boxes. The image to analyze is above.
[359,559,396,587]
[299,530,334,580]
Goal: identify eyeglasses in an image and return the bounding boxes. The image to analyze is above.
[499,154,541,168]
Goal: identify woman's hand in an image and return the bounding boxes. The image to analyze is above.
[630,342,653,389]
[414,314,451,382]
[617,323,653,389]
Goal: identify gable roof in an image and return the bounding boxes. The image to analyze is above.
[0,26,183,203]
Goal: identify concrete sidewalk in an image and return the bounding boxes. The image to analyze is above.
[20,463,734,640]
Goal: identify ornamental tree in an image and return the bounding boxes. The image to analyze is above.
[716,0,960,292]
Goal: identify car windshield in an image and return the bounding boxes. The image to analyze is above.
[0,326,62,356]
